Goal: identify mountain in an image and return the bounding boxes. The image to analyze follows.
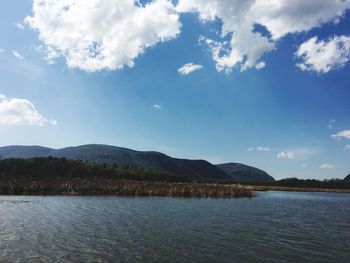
[0,146,52,159]
[216,163,275,182]
[0,145,230,181]
[344,174,350,181]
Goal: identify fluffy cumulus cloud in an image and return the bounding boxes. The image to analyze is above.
[277,151,296,160]
[0,94,57,126]
[331,129,350,140]
[296,36,350,73]
[26,0,350,73]
[177,0,350,72]
[25,0,181,72]
[178,63,203,75]
[320,163,334,169]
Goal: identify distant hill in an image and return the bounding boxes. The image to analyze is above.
[0,145,230,181]
[345,174,350,181]
[216,163,275,182]
[0,146,52,159]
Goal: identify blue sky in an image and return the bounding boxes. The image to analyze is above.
[0,0,350,180]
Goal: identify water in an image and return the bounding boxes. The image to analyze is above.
[0,191,349,263]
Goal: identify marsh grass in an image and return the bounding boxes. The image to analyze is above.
[0,178,252,198]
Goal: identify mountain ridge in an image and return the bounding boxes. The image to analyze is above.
[216,162,275,182]
[0,144,274,182]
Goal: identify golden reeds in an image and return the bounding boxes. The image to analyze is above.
[0,178,252,198]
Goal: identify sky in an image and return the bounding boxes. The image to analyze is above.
[0,0,350,180]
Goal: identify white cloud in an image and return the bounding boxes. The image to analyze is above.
[344,144,350,150]
[331,129,350,140]
[0,94,57,126]
[26,0,181,72]
[15,23,25,30]
[34,45,60,65]
[24,0,350,73]
[0,49,4,53]
[248,146,270,152]
[255,61,266,70]
[178,63,203,75]
[153,104,161,110]
[12,50,24,60]
[178,0,350,72]
[296,36,350,73]
[199,28,274,73]
[328,119,336,129]
[301,164,308,167]
[277,151,296,160]
[320,163,334,169]
[257,146,270,151]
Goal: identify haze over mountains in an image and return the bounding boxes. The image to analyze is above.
[0,144,275,182]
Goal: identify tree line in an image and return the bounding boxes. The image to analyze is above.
[0,157,187,182]
[0,157,349,189]
[237,177,350,189]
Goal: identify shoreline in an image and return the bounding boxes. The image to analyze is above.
[1,179,349,197]
[245,185,350,193]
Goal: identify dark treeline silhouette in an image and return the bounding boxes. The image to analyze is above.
[0,157,186,182]
[236,177,350,189]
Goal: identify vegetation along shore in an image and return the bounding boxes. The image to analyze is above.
[0,157,349,197]
[0,157,251,198]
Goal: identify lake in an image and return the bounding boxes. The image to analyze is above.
[0,191,349,262]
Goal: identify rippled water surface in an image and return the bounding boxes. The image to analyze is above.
[0,191,349,262]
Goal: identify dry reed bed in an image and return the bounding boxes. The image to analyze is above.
[0,178,252,198]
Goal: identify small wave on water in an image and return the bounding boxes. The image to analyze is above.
[0,192,349,263]
[0,200,31,204]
